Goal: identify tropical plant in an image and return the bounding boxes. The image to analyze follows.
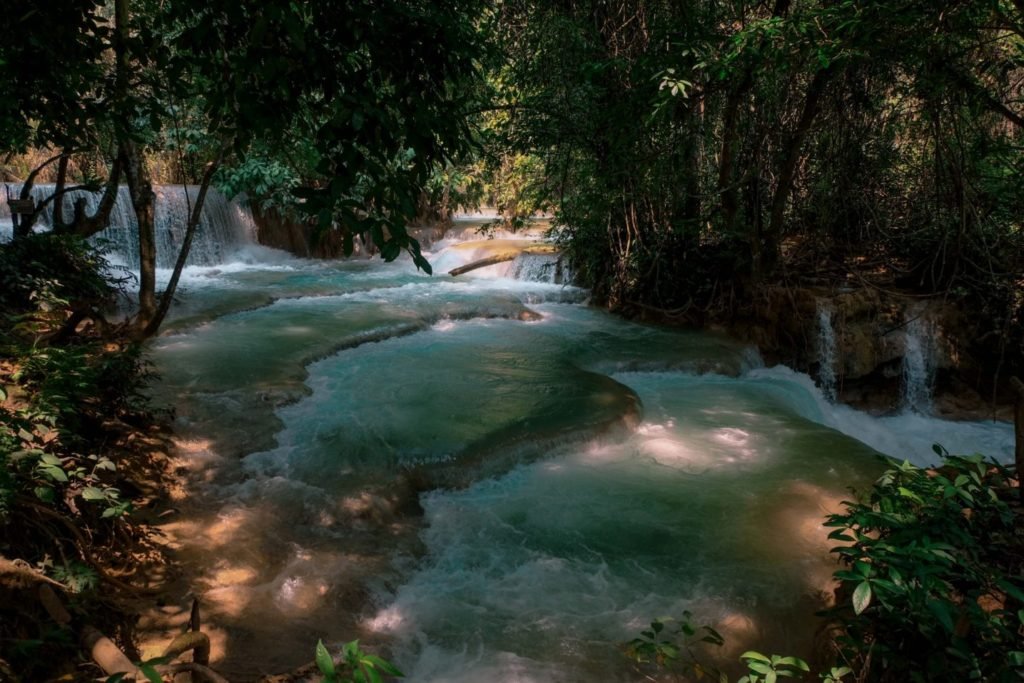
[315,639,404,683]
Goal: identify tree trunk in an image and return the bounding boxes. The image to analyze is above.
[1011,376,1024,501]
[120,141,157,334]
[113,0,157,335]
[718,83,748,235]
[69,158,123,239]
[142,156,222,338]
[448,253,518,276]
[52,153,69,229]
[763,66,834,274]
[12,152,63,238]
[717,0,792,236]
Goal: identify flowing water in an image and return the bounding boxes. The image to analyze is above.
[137,220,1014,681]
[901,311,938,414]
[8,192,1012,679]
[815,303,838,402]
[1,183,257,267]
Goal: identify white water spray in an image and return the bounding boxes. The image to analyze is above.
[901,312,937,414]
[509,252,567,284]
[815,303,838,402]
[1,183,257,267]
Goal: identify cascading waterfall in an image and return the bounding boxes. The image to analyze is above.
[509,252,566,284]
[815,302,839,402]
[1,183,257,267]
[901,312,937,413]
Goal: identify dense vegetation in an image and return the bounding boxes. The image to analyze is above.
[1,0,1022,681]
[0,235,165,679]
[480,0,1024,389]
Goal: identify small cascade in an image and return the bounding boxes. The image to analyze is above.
[815,302,839,402]
[901,312,937,413]
[1,183,257,267]
[509,252,569,284]
[509,252,557,283]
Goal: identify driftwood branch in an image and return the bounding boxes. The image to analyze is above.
[448,253,517,276]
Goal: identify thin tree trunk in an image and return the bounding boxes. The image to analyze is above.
[717,0,792,235]
[13,152,64,238]
[114,0,157,335]
[1011,377,1024,501]
[67,158,123,238]
[120,141,157,334]
[142,156,222,337]
[763,66,834,273]
[52,153,69,229]
[718,82,748,234]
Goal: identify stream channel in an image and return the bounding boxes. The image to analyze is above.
[125,215,1015,681]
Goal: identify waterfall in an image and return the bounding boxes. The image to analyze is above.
[1,183,256,267]
[815,302,839,402]
[509,252,569,284]
[902,312,937,414]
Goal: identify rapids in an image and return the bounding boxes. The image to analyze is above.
[112,215,1014,680]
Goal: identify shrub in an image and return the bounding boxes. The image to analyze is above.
[825,452,1024,682]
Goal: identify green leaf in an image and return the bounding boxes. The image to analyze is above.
[82,486,106,501]
[139,664,163,683]
[927,600,955,634]
[362,664,383,683]
[776,656,809,671]
[363,654,403,677]
[316,639,336,676]
[413,253,432,275]
[748,661,771,675]
[344,639,361,663]
[34,486,55,503]
[380,241,401,262]
[741,651,771,663]
[852,581,872,615]
[40,464,68,482]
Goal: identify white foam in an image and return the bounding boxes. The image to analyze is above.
[745,365,1014,466]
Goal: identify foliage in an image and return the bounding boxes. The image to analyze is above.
[0,233,122,324]
[625,614,849,683]
[490,0,1024,377]
[215,154,303,216]
[825,452,1024,682]
[315,638,404,683]
[0,0,111,151]
[0,235,157,678]
[625,611,724,676]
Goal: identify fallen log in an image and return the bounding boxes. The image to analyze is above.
[448,253,517,276]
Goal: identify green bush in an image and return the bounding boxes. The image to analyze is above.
[825,453,1024,682]
[0,233,121,324]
